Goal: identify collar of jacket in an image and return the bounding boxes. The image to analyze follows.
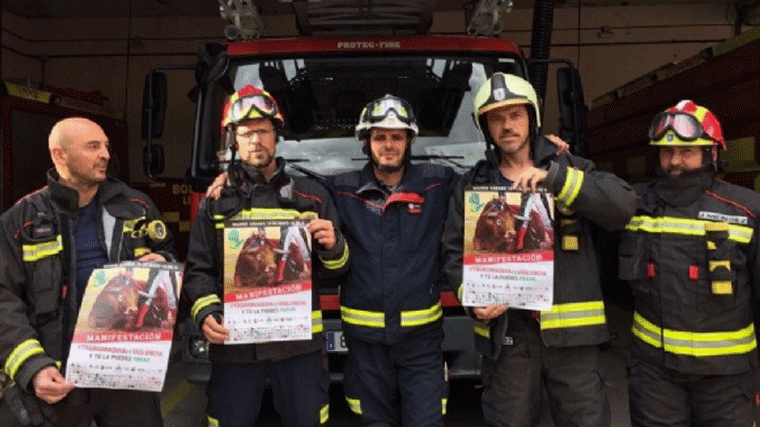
[651,165,714,207]
[355,162,425,197]
[473,135,557,185]
[46,168,135,216]
[222,157,295,207]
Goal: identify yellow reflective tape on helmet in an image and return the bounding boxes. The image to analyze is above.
[626,216,752,244]
[473,321,491,339]
[632,311,756,357]
[320,403,329,424]
[557,168,584,207]
[400,302,442,327]
[191,294,222,322]
[207,416,219,427]
[341,306,385,328]
[4,339,45,380]
[22,235,63,262]
[320,244,349,271]
[345,397,362,414]
[540,301,606,330]
[312,310,324,334]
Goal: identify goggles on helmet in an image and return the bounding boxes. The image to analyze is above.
[228,94,279,124]
[363,97,416,125]
[648,112,712,143]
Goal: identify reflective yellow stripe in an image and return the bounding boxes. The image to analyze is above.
[442,397,448,415]
[320,404,329,424]
[632,311,757,357]
[626,216,753,244]
[345,397,362,414]
[4,339,45,380]
[557,168,584,207]
[312,310,324,334]
[340,306,385,328]
[123,217,145,233]
[22,235,63,261]
[457,284,464,301]
[540,301,606,330]
[207,416,219,427]
[400,302,442,327]
[320,244,349,270]
[191,294,222,321]
[473,321,491,339]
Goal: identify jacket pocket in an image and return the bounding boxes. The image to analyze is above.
[618,233,649,286]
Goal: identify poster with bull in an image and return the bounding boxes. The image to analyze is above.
[65,261,182,391]
[461,186,555,310]
[223,218,313,344]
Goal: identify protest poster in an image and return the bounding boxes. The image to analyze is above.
[223,218,313,344]
[66,261,182,391]
[461,186,555,310]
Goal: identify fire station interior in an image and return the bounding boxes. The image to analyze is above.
[2,0,760,426]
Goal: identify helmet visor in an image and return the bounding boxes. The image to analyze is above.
[365,98,415,125]
[648,112,707,142]
[229,94,278,124]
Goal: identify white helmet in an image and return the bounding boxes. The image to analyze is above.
[355,94,419,141]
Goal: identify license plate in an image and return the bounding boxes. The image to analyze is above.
[325,331,348,353]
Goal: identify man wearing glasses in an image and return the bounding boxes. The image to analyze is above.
[325,95,460,427]
[183,85,349,427]
[619,100,760,426]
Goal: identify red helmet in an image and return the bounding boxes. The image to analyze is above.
[649,100,725,150]
[220,85,284,132]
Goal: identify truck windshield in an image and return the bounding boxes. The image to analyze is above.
[228,54,524,175]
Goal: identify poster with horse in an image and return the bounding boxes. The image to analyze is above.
[223,219,312,344]
[66,261,183,391]
[461,186,554,310]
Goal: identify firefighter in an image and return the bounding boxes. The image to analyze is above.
[442,73,636,427]
[183,85,349,427]
[323,95,459,426]
[620,100,760,426]
[0,117,177,427]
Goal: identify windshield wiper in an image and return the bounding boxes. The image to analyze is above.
[285,162,326,182]
[411,155,466,169]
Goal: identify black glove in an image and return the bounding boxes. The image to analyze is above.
[3,384,57,427]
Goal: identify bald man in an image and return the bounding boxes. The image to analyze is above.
[0,117,176,426]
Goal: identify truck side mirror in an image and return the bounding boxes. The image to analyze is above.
[142,71,167,140]
[556,66,588,155]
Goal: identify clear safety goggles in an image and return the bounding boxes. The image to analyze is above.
[229,94,278,123]
[364,98,415,125]
[648,112,709,142]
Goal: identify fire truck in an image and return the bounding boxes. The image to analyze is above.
[142,0,583,383]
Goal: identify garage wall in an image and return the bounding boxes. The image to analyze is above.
[1,4,740,183]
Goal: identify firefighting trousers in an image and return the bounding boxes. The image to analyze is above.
[481,314,610,427]
[344,334,448,427]
[205,351,329,427]
[0,388,163,427]
[629,358,757,427]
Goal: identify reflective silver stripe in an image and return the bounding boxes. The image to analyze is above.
[340,306,385,328]
[320,244,349,270]
[400,302,442,327]
[557,167,584,207]
[632,311,757,357]
[4,339,45,380]
[626,216,753,244]
[540,301,606,330]
[191,294,222,321]
[22,236,63,261]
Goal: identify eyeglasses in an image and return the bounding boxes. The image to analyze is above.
[229,94,278,123]
[649,112,710,142]
[364,98,415,125]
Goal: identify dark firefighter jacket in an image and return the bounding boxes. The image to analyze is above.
[442,136,636,360]
[183,158,349,363]
[620,167,760,375]
[0,170,177,391]
[326,162,460,344]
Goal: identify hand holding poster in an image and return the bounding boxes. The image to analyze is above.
[461,186,555,310]
[66,261,183,391]
[223,219,313,344]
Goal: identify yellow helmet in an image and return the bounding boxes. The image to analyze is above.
[473,73,541,142]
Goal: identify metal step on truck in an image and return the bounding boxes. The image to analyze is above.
[140,0,585,383]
